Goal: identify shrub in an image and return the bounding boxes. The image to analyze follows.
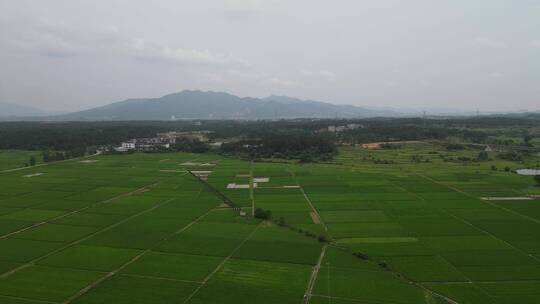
[353,252,368,260]
[317,235,328,243]
[477,151,489,161]
[254,208,272,220]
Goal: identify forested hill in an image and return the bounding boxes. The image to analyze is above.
[31,90,394,121]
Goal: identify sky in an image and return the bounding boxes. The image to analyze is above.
[0,0,539,113]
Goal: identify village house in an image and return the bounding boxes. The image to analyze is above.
[116,137,172,152]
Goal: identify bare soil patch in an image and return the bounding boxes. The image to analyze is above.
[79,160,99,163]
[253,177,270,183]
[360,140,421,149]
[23,173,44,178]
[481,197,533,201]
[310,212,321,224]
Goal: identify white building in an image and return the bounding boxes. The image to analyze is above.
[122,140,136,150]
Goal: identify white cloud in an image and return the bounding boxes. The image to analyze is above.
[531,40,540,48]
[223,0,283,19]
[300,69,336,80]
[261,77,299,87]
[128,38,249,67]
[0,18,248,68]
[488,71,504,78]
[474,37,506,48]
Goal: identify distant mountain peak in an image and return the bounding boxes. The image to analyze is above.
[0,102,48,117]
[4,90,399,121]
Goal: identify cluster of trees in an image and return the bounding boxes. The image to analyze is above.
[1,116,537,162]
[25,156,37,167]
[497,151,525,162]
[42,148,86,162]
[220,131,336,162]
[0,121,192,150]
[252,207,329,243]
[379,143,401,149]
[411,154,431,163]
[254,208,272,220]
[491,165,512,172]
[172,139,210,153]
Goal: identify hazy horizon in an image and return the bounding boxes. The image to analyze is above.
[1,1,539,113]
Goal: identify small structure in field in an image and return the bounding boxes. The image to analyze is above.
[191,170,212,181]
[227,183,250,189]
[239,209,247,217]
[253,177,269,183]
[116,137,173,152]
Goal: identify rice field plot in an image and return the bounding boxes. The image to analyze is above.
[312,264,430,304]
[290,155,540,303]
[12,223,99,243]
[121,251,223,281]
[71,275,199,304]
[0,238,66,263]
[0,209,67,222]
[0,266,104,302]
[423,283,496,304]
[52,212,126,227]
[337,237,435,257]
[156,221,258,257]
[0,219,35,235]
[188,258,312,304]
[319,210,391,223]
[200,208,259,224]
[327,222,409,238]
[382,255,467,282]
[38,245,142,272]
[476,281,540,304]
[254,188,311,213]
[2,148,540,304]
[0,152,235,303]
[233,224,323,265]
[82,216,190,250]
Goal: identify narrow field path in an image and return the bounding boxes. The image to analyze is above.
[419,174,540,225]
[249,161,255,217]
[0,196,178,279]
[63,191,217,304]
[0,181,164,240]
[418,174,540,264]
[391,183,488,303]
[287,167,327,233]
[0,294,60,304]
[182,221,263,304]
[303,244,327,304]
[299,188,324,229]
[0,152,101,174]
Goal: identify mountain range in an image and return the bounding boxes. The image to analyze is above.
[2,90,535,121]
[2,91,396,121]
[0,102,49,117]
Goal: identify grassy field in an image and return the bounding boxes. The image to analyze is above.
[0,144,539,303]
[0,150,42,171]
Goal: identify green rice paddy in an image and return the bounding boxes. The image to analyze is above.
[1,143,539,303]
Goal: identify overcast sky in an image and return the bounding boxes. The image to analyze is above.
[0,0,539,112]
